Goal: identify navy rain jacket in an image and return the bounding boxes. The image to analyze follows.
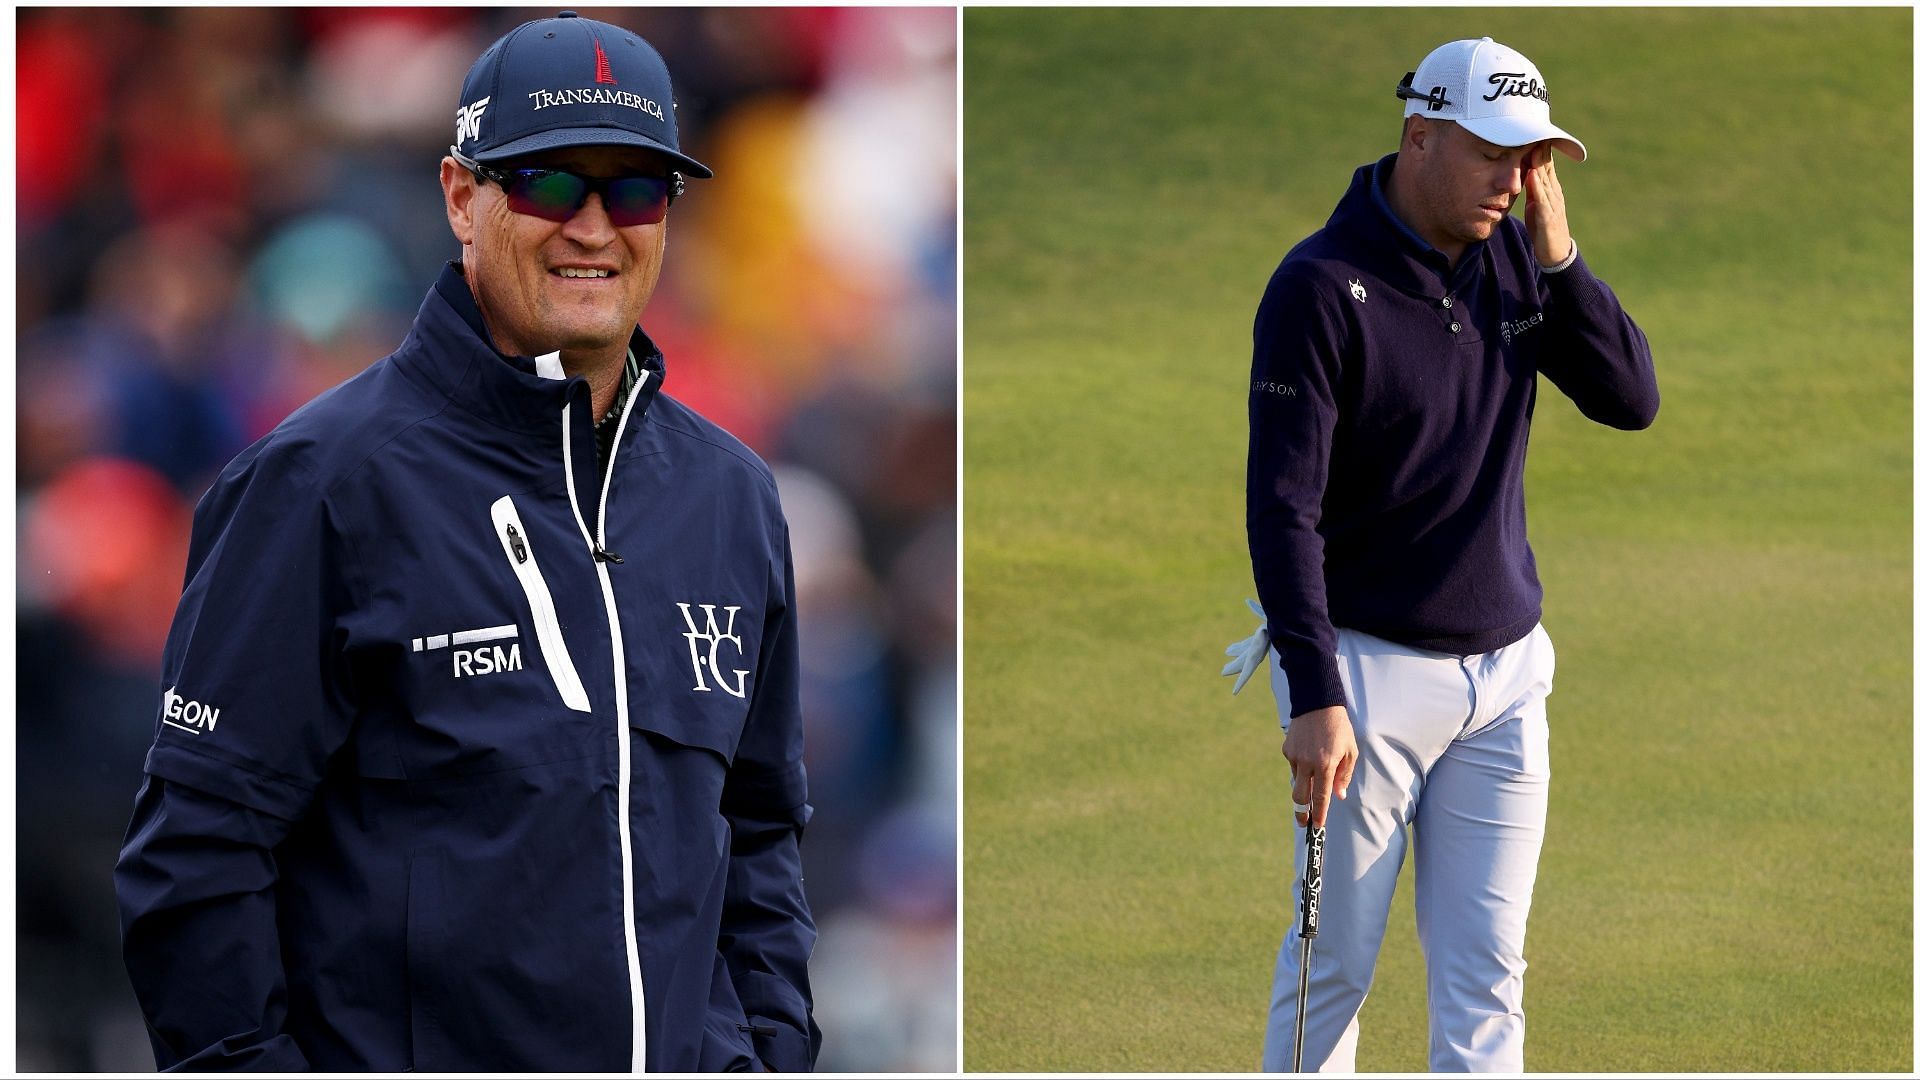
[116,262,820,1072]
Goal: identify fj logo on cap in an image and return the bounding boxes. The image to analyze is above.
[455,97,490,145]
[1349,278,1368,303]
[1395,72,1453,112]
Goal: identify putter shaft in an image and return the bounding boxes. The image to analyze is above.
[1292,937,1313,1071]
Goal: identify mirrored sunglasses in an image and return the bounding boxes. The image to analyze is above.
[451,146,685,227]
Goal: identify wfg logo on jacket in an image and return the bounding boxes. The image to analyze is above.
[676,602,752,699]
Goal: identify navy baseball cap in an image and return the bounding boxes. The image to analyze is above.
[452,10,713,178]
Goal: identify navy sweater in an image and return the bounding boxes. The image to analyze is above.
[1247,154,1657,718]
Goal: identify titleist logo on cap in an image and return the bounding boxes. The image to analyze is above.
[1483,72,1549,105]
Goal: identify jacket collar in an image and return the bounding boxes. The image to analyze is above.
[392,261,667,441]
[1328,153,1486,297]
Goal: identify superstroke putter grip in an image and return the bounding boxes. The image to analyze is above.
[1300,824,1326,939]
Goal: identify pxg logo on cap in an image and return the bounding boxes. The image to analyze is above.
[453,10,713,178]
[1394,37,1587,162]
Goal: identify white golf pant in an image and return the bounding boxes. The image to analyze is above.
[1260,623,1554,1073]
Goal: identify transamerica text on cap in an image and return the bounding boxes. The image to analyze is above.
[527,87,666,121]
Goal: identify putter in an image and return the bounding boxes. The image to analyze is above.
[1292,795,1326,1073]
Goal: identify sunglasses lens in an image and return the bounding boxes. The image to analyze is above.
[498,168,672,226]
[505,170,588,222]
[604,176,673,226]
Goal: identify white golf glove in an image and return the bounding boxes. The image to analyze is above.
[1220,598,1271,695]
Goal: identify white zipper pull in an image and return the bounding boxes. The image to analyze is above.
[489,496,592,713]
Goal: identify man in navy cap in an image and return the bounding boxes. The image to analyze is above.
[1222,37,1657,1071]
[116,12,820,1071]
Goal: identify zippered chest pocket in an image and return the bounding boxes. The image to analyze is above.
[490,495,592,713]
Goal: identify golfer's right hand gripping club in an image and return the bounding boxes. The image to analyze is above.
[1301,822,1324,940]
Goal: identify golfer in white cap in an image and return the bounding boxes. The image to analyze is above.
[1224,37,1658,1071]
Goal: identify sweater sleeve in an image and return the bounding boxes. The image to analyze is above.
[1534,250,1660,429]
[1246,267,1347,718]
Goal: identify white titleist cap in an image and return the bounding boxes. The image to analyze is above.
[1396,37,1587,162]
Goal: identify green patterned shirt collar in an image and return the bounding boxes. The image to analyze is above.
[596,348,640,432]
[594,348,640,470]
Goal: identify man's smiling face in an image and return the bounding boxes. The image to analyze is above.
[444,145,673,358]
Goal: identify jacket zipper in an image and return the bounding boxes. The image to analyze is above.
[561,372,650,1072]
[488,496,591,713]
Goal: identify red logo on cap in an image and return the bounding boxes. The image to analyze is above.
[593,36,617,85]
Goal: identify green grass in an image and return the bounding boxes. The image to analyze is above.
[963,9,1911,1072]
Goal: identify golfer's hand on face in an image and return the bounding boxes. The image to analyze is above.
[1284,705,1358,828]
[1522,145,1573,266]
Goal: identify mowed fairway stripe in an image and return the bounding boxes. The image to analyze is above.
[964,6,1910,1072]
